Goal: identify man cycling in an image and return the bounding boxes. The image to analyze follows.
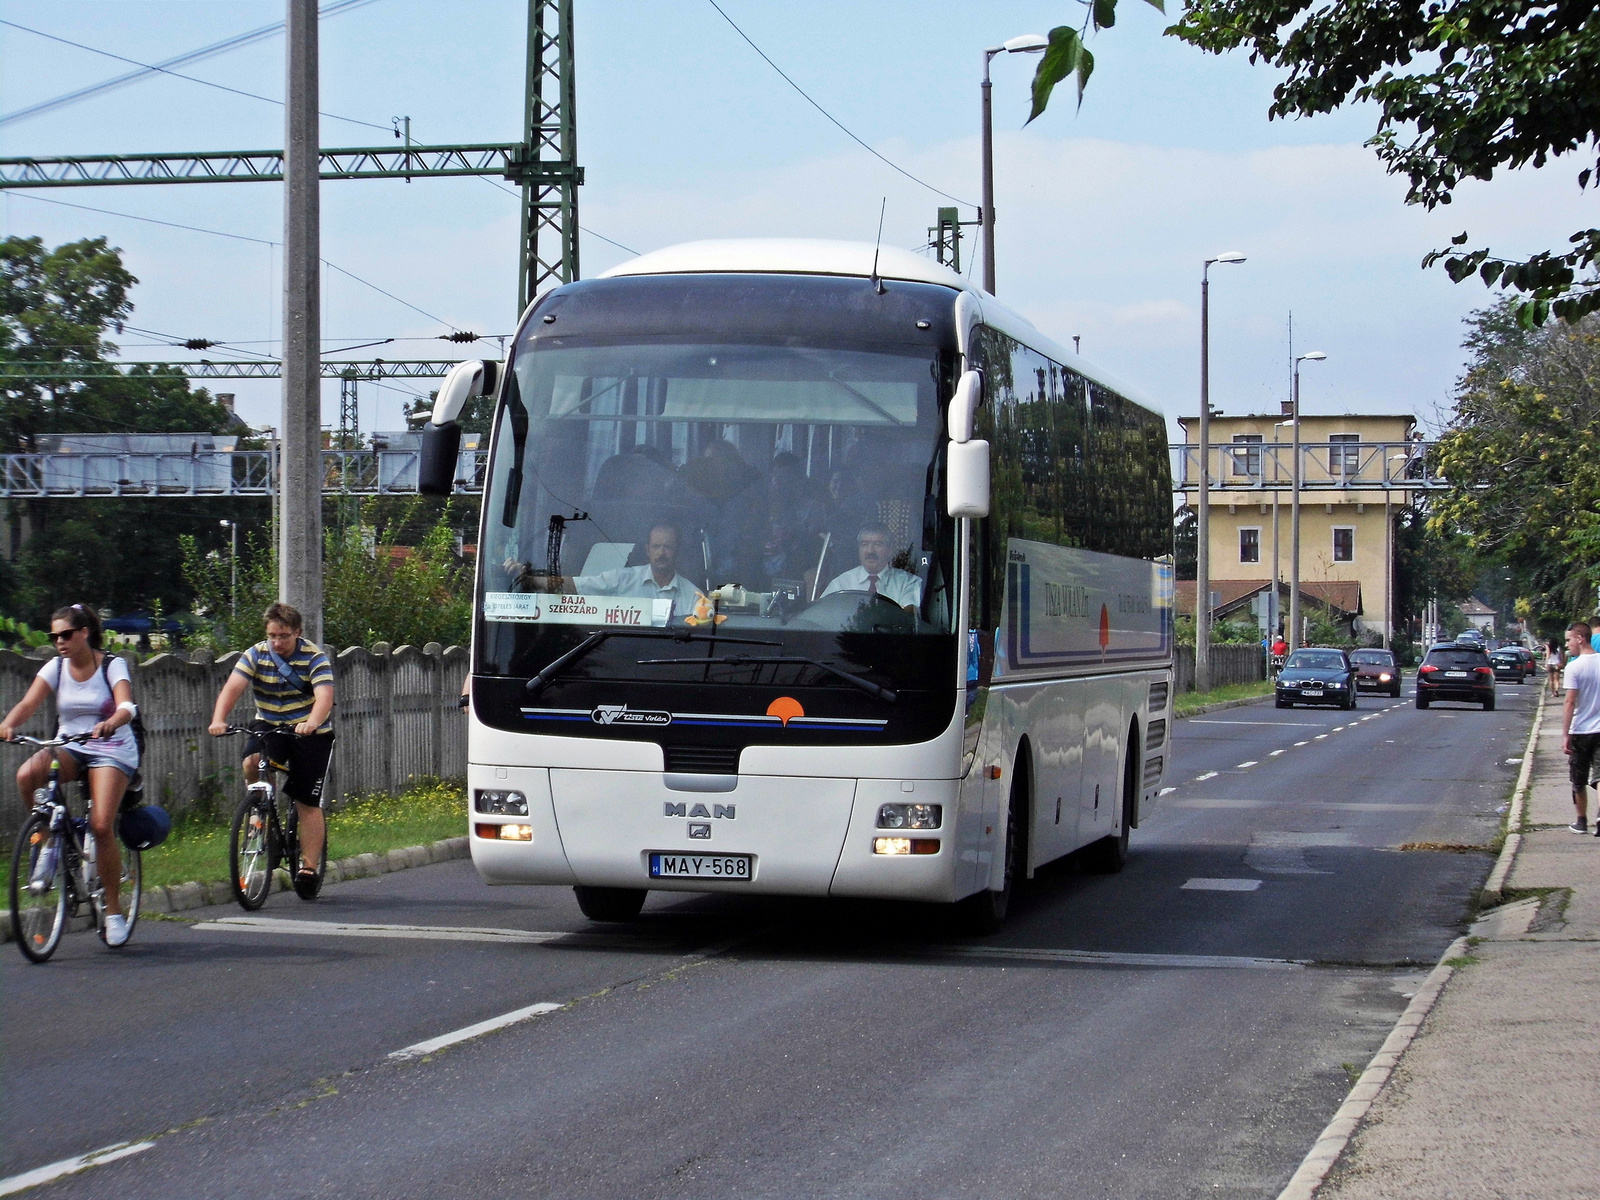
[209,602,335,888]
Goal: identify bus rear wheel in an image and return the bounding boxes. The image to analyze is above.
[1084,737,1137,874]
[573,886,647,922]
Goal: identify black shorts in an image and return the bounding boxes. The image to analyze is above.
[243,725,335,808]
[1569,732,1600,792]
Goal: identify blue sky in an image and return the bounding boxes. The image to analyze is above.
[2,1,1590,436]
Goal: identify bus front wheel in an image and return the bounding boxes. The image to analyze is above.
[573,886,647,922]
[959,774,1025,936]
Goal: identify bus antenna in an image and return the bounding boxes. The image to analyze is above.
[870,198,888,294]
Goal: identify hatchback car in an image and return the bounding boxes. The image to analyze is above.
[1490,647,1531,684]
[1275,648,1359,709]
[1417,644,1496,710]
[1350,648,1402,697]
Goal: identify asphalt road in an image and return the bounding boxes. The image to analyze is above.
[1,675,1538,1199]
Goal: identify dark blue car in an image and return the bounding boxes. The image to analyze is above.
[1274,648,1359,710]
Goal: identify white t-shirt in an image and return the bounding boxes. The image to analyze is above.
[1564,651,1600,735]
[37,653,138,755]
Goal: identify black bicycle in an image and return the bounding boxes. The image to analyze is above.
[8,733,142,963]
[220,724,326,910]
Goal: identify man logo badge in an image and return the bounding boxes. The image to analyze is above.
[664,803,736,820]
[591,704,671,727]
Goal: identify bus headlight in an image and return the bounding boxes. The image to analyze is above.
[475,822,532,841]
[475,789,528,816]
[873,837,940,855]
[877,803,941,830]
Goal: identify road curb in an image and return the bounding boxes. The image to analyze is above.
[1,835,470,944]
[1480,687,1546,908]
[1274,934,1471,1200]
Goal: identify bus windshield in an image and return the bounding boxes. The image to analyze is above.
[476,336,957,697]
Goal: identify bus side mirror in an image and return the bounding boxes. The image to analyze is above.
[419,360,499,496]
[947,439,990,518]
[418,422,462,496]
[948,369,983,443]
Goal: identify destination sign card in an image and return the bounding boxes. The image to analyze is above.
[483,592,672,627]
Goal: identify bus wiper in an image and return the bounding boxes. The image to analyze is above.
[526,629,780,696]
[634,653,898,703]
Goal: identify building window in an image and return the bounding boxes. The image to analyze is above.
[1231,434,1263,479]
[1240,527,1261,563]
[1333,527,1354,562]
[1330,432,1360,475]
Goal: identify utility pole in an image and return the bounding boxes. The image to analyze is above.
[281,0,322,641]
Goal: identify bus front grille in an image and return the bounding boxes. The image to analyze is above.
[663,745,741,775]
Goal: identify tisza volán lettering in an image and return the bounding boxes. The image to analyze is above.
[664,803,736,819]
[1043,582,1091,618]
[1117,593,1151,614]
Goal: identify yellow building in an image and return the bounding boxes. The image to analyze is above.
[1178,408,1419,643]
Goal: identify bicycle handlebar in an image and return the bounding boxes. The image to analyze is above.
[6,732,94,749]
[215,723,307,737]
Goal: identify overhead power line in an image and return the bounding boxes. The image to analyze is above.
[0,0,383,129]
[7,191,456,330]
[704,0,976,210]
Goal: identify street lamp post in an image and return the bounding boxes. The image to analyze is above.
[219,519,239,620]
[980,34,1047,295]
[1195,251,1247,691]
[1271,418,1295,642]
[1288,351,1327,648]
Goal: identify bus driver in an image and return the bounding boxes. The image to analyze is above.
[821,522,922,611]
[521,522,707,621]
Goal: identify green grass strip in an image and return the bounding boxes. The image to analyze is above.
[1173,679,1274,717]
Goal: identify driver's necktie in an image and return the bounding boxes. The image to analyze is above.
[866,573,879,598]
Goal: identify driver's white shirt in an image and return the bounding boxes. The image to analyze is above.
[572,565,706,619]
[820,564,922,608]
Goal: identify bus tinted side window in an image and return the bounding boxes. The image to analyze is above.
[971,325,1172,631]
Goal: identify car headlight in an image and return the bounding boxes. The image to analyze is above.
[1378,673,1392,681]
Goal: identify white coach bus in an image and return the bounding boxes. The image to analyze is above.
[419,239,1173,930]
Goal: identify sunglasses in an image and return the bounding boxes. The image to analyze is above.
[49,629,80,642]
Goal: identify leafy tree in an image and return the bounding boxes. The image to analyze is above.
[1163,0,1600,324]
[1429,302,1600,616]
[1173,503,1197,580]
[1026,2,1600,324]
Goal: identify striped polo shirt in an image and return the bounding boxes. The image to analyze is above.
[234,638,335,733]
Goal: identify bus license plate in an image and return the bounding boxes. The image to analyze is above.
[649,853,752,880]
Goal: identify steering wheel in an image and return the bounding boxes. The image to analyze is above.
[784,589,915,633]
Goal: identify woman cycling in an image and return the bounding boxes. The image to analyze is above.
[0,604,141,947]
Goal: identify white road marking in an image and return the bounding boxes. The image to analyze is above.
[0,1141,155,1197]
[1173,799,1433,811]
[1269,749,1287,756]
[1314,734,1329,740]
[390,1001,565,1061]
[1189,720,1325,727]
[1236,760,1259,769]
[927,944,1301,971]
[190,917,655,948]
[1158,787,1177,796]
[1294,740,1310,747]
[1182,877,1263,892]
[1195,771,1219,781]
[1331,726,1345,732]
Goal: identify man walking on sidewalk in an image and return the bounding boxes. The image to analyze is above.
[1561,620,1600,834]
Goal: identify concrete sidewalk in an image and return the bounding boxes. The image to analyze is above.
[1305,691,1600,1199]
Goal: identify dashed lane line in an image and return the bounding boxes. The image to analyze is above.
[0,1141,155,1197]
[1236,761,1259,769]
[919,945,1305,971]
[389,1001,565,1061]
[1195,771,1219,781]
[1269,749,1287,756]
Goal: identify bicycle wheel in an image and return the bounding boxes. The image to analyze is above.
[10,813,68,963]
[229,795,276,910]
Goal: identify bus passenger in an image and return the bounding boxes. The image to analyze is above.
[527,522,707,621]
[821,522,923,611]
